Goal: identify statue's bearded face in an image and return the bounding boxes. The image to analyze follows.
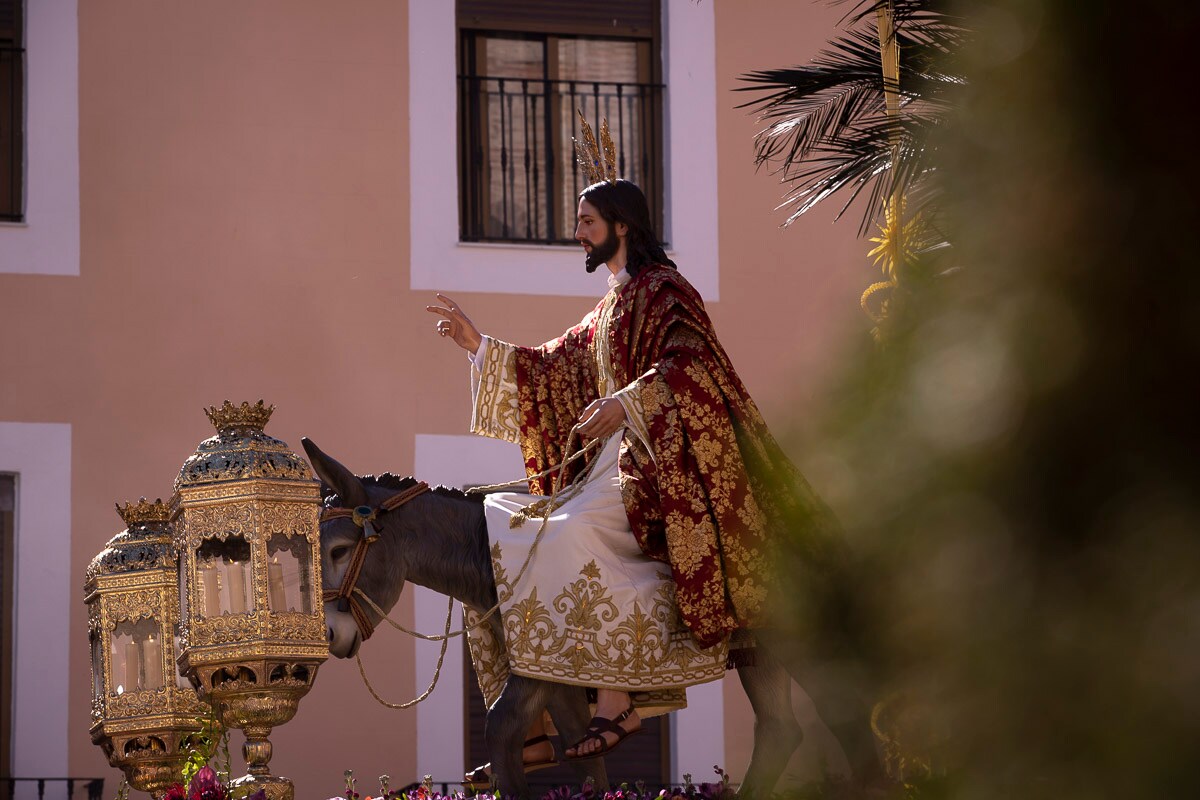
[576,198,620,273]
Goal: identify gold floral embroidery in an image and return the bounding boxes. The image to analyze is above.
[608,603,664,676]
[662,512,714,578]
[637,378,673,419]
[464,604,509,708]
[690,432,723,474]
[504,587,560,661]
[471,543,727,692]
[490,542,512,602]
[555,572,618,631]
[511,310,602,495]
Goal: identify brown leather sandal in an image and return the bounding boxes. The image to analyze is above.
[564,707,643,761]
[463,735,558,789]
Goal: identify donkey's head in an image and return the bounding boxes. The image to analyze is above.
[302,437,412,658]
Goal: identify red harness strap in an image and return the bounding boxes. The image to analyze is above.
[319,481,430,640]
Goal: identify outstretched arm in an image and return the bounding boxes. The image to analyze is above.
[426,293,483,354]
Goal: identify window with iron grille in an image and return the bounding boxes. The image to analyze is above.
[457,1,663,244]
[0,0,23,222]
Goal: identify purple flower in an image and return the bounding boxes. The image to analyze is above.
[187,766,226,800]
[164,783,187,800]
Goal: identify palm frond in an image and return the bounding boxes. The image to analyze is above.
[836,0,967,33]
[768,114,946,237]
[738,1,964,232]
[737,30,892,168]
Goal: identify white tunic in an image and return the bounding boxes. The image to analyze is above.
[463,271,728,716]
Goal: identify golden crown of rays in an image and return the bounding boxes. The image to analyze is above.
[573,109,618,185]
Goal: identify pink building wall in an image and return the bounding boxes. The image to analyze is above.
[0,0,868,793]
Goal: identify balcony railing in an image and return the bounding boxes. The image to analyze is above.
[458,75,663,244]
[2,778,105,800]
[1,44,24,222]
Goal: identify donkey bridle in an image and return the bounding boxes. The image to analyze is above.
[319,481,430,641]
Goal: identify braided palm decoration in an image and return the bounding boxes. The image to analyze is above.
[573,109,618,185]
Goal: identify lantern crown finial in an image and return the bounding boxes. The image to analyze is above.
[115,497,170,526]
[175,399,311,490]
[205,400,274,433]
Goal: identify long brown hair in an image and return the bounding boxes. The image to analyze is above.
[580,180,677,278]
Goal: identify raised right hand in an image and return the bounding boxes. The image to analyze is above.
[426,293,483,353]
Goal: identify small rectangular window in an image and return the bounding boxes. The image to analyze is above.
[0,0,24,222]
[457,0,663,244]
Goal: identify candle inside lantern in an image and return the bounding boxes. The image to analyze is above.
[199,563,222,617]
[268,557,288,611]
[226,560,248,614]
[142,634,164,689]
[296,556,312,614]
[110,639,126,694]
[125,640,141,691]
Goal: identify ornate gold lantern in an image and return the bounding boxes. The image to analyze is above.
[85,499,215,796]
[172,401,326,800]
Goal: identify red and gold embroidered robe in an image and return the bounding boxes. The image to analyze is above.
[500,265,832,648]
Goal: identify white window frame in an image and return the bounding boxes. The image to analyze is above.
[408,0,720,300]
[0,0,80,276]
[0,422,71,778]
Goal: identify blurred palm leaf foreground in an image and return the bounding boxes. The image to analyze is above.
[741,2,1200,798]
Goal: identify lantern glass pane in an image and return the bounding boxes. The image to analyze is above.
[90,631,104,701]
[110,617,163,692]
[266,533,312,613]
[195,536,255,616]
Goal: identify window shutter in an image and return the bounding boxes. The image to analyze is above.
[0,0,22,221]
[458,0,656,38]
[0,0,21,47]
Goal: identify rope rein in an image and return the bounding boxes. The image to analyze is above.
[355,594,454,710]
[341,425,607,710]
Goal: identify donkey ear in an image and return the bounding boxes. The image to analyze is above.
[301,437,368,508]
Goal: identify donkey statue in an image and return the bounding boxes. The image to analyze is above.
[301,438,882,797]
